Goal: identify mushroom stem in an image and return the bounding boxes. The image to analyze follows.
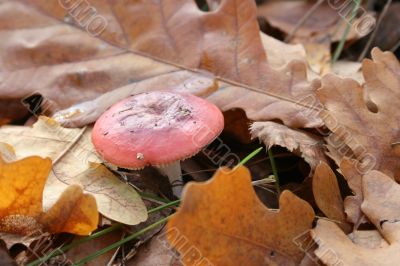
[158,162,183,198]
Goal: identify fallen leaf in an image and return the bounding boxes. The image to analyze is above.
[324,134,355,167]
[257,0,366,42]
[52,72,218,127]
[0,155,98,235]
[0,117,147,225]
[348,230,388,249]
[340,158,367,227]
[302,41,331,75]
[128,230,182,266]
[167,165,315,265]
[0,0,325,171]
[259,32,307,69]
[311,170,400,266]
[331,61,364,83]
[40,185,99,235]
[250,121,327,171]
[312,162,350,232]
[66,228,124,265]
[0,0,322,130]
[0,156,51,231]
[257,0,373,75]
[317,48,400,180]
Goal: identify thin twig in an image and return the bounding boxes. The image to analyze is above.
[284,0,325,43]
[358,0,392,61]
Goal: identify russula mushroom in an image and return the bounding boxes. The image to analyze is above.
[92,91,224,197]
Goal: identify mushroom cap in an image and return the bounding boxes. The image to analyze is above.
[92,91,224,169]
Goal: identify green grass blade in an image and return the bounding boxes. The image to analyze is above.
[237,147,263,166]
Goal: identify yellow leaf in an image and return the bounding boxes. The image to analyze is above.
[0,156,51,218]
[0,154,98,235]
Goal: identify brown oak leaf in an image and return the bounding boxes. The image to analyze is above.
[312,170,400,266]
[317,48,400,181]
[167,165,315,265]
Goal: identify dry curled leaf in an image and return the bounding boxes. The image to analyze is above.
[317,48,400,181]
[0,0,321,130]
[0,117,147,225]
[312,170,400,266]
[250,121,327,172]
[0,155,98,236]
[167,165,315,265]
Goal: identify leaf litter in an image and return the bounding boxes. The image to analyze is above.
[0,0,399,265]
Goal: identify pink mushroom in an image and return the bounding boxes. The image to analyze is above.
[92,91,224,197]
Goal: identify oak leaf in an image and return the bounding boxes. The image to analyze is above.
[0,117,147,225]
[312,170,400,266]
[167,166,315,265]
[340,158,367,227]
[0,155,98,235]
[0,0,326,170]
[0,0,321,130]
[317,48,400,181]
[312,162,350,232]
[250,121,327,172]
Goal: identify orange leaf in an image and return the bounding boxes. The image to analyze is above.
[0,156,50,218]
[38,185,98,235]
[0,156,98,235]
[167,166,314,265]
[312,162,350,232]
